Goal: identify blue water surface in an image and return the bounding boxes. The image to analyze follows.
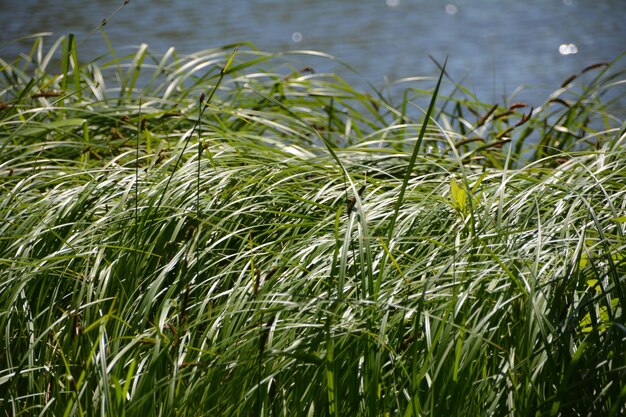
[1,0,625,105]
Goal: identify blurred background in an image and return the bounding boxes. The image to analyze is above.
[1,0,625,104]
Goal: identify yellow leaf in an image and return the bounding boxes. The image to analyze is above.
[586,279,598,290]
[450,177,467,213]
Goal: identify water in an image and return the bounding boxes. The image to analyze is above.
[1,0,625,105]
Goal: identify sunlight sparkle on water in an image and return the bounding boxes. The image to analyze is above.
[386,0,400,8]
[445,4,458,15]
[559,43,578,55]
[292,32,303,43]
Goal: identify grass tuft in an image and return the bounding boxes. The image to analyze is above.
[1,36,625,416]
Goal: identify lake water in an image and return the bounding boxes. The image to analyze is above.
[1,0,625,105]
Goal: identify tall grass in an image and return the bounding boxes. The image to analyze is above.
[1,35,625,416]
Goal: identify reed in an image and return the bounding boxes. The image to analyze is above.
[0,35,624,416]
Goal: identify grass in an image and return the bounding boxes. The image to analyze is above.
[0,34,625,416]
